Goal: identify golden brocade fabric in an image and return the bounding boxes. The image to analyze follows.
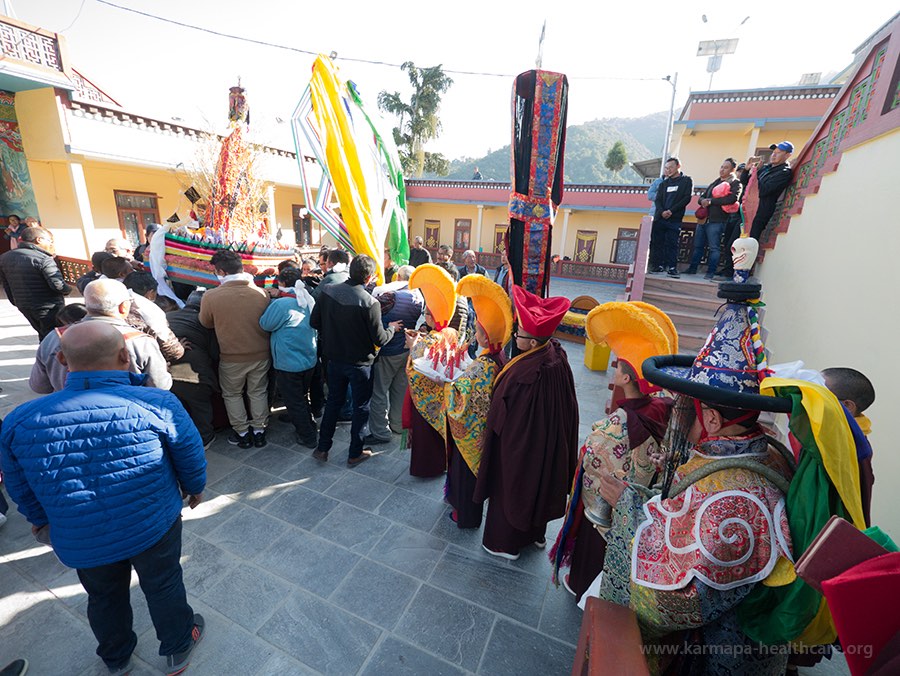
[406,331,447,438]
[446,354,501,475]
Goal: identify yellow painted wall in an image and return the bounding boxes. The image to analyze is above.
[758,129,900,539]
[408,201,643,262]
[81,160,184,252]
[25,160,85,256]
[755,130,815,157]
[14,88,68,161]
[273,186,306,247]
[673,130,755,182]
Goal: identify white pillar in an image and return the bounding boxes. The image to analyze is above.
[746,126,762,163]
[267,185,277,235]
[475,205,484,251]
[68,162,96,258]
[559,208,572,258]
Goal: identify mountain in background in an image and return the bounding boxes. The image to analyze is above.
[431,111,670,184]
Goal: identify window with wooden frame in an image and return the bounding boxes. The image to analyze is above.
[114,191,160,246]
[453,218,472,253]
[292,204,315,246]
[610,227,639,264]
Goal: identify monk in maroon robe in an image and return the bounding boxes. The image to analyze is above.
[475,286,578,560]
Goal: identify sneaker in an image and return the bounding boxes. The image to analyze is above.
[482,544,519,561]
[252,430,267,448]
[312,449,329,462]
[666,268,680,278]
[683,268,698,275]
[107,657,131,676]
[533,538,547,549]
[165,614,204,676]
[296,434,318,449]
[562,574,576,596]
[347,449,376,467]
[227,431,253,449]
[1,659,29,676]
[647,266,665,275]
[202,438,214,451]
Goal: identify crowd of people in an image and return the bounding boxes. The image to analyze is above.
[647,141,794,279]
[0,219,884,675]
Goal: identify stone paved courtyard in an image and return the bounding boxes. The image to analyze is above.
[0,279,849,675]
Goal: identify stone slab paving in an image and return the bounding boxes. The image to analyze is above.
[0,281,847,675]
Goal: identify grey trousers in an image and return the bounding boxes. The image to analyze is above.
[219,358,270,433]
[367,352,408,440]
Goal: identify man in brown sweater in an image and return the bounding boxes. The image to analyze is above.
[199,251,271,448]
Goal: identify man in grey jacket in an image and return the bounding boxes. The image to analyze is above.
[29,278,172,392]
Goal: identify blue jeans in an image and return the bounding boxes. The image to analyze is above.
[317,361,373,458]
[76,518,193,669]
[662,220,682,270]
[690,221,725,274]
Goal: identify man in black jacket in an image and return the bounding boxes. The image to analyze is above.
[311,248,350,300]
[651,158,694,278]
[748,141,794,241]
[167,290,220,448]
[310,254,402,466]
[408,236,432,267]
[0,226,72,338]
[687,158,743,279]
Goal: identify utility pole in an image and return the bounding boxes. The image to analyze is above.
[660,73,678,174]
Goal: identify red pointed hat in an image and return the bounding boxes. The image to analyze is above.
[511,285,571,338]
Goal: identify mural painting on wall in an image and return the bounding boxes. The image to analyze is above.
[424,220,440,248]
[0,91,40,221]
[494,224,507,253]
[575,230,597,262]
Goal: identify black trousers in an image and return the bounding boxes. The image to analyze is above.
[76,518,193,669]
[170,381,215,445]
[648,218,665,269]
[19,301,64,340]
[276,368,317,441]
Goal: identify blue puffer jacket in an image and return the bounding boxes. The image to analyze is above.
[258,291,317,372]
[0,370,206,569]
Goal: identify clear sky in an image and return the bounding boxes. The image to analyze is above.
[10,0,899,159]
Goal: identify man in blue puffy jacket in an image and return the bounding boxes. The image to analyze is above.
[0,322,207,676]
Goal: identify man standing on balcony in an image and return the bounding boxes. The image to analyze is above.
[650,158,693,278]
[687,158,742,280]
[0,226,72,339]
[748,141,794,242]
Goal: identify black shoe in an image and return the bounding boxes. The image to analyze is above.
[227,431,253,449]
[362,434,391,446]
[296,434,318,449]
[667,268,680,278]
[252,430,267,448]
[312,449,329,462]
[1,659,29,676]
[312,409,323,419]
[648,266,665,274]
[165,614,204,676]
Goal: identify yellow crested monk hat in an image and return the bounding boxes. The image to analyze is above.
[586,301,677,393]
[408,264,457,330]
[456,275,513,353]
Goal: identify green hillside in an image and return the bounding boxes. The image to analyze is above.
[433,111,669,184]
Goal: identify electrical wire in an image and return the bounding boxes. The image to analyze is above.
[60,0,90,33]
[94,0,665,82]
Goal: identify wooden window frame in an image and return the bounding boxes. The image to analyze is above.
[114,190,160,246]
[453,218,472,254]
[609,227,639,264]
[292,204,316,246]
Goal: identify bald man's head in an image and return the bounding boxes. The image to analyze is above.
[58,322,130,372]
[83,278,131,317]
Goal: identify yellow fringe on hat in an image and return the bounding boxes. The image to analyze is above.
[456,275,513,349]
[409,264,457,329]
[629,300,679,355]
[586,302,673,378]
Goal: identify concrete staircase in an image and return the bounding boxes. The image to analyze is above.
[641,275,723,355]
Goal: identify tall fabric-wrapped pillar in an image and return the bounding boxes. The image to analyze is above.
[507,70,568,297]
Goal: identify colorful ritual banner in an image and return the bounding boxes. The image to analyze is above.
[424,220,441,248]
[575,230,597,262]
[494,224,507,253]
[0,91,40,220]
[507,70,568,297]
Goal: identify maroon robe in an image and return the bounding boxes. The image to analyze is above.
[408,404,446,478]
[475,339,579,554]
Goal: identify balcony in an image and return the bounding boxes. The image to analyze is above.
[0,15,74,92]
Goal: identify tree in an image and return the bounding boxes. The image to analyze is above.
[605,140,628,177]
[378,62,454,178]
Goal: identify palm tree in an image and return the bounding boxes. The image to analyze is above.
[378,62,454,177]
